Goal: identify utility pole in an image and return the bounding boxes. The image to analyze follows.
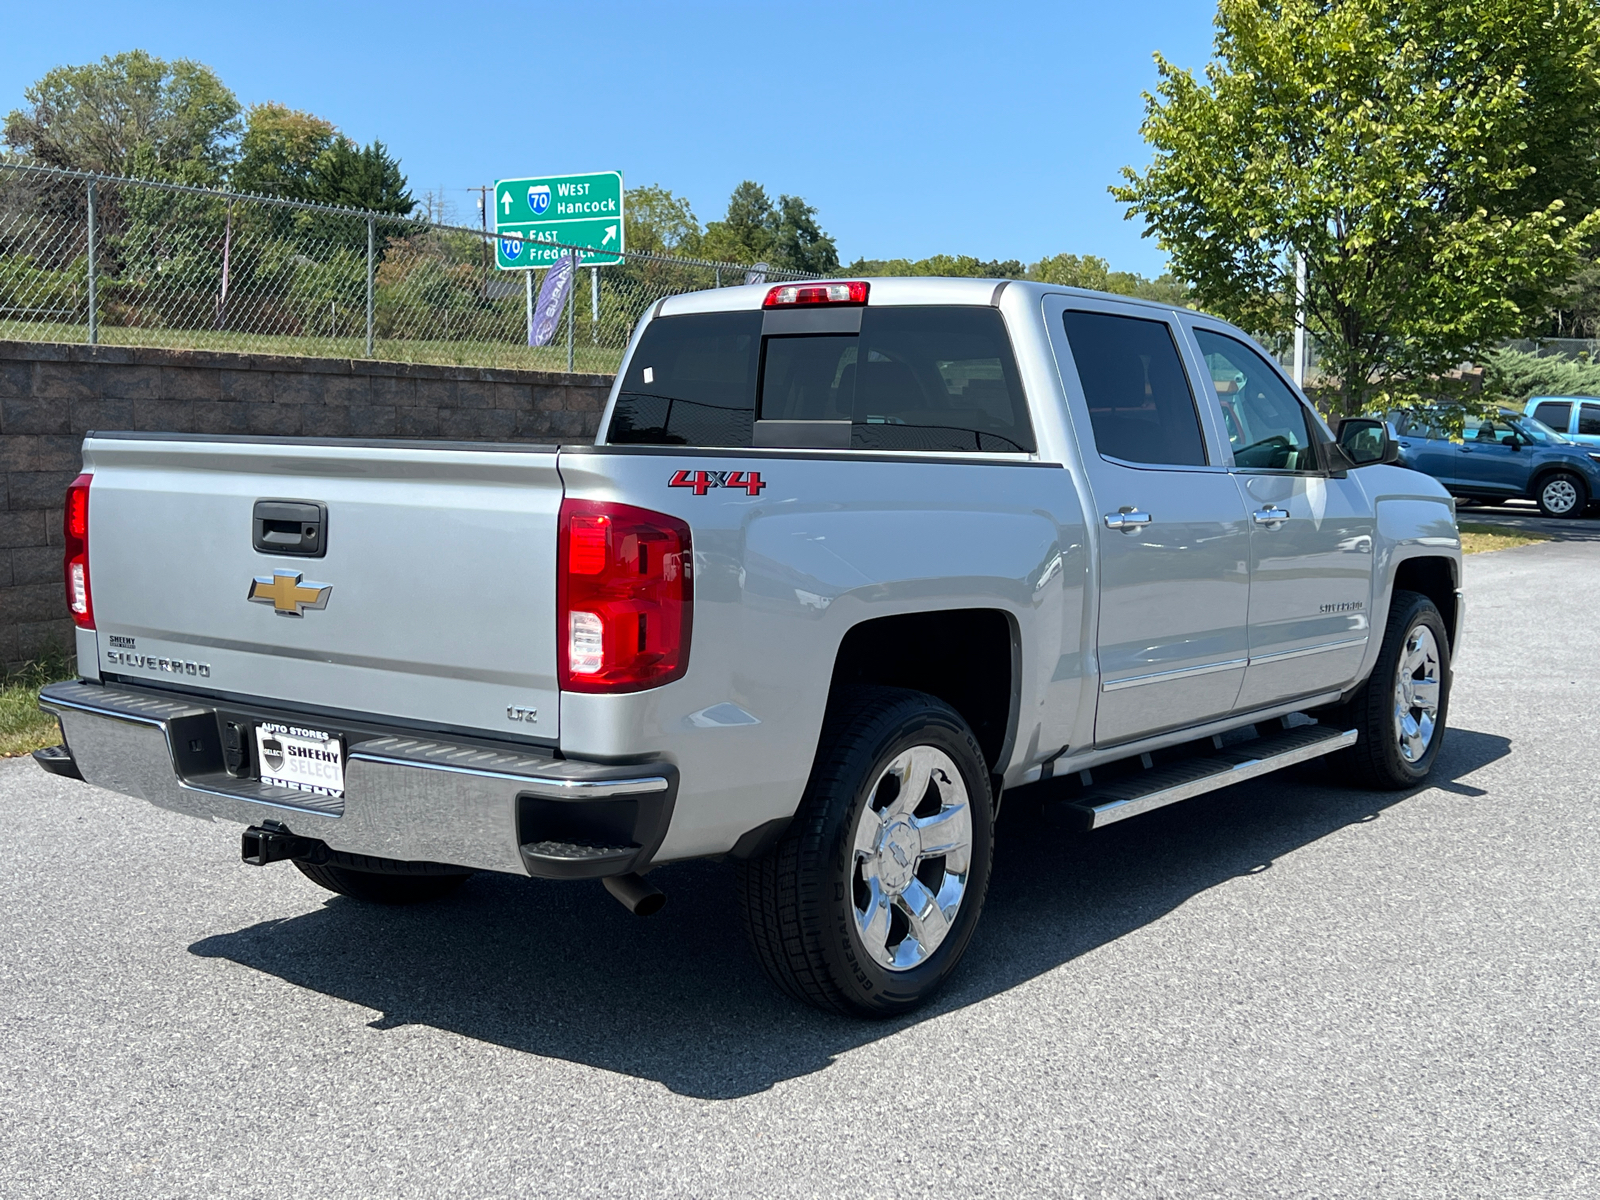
[474,185,490,301]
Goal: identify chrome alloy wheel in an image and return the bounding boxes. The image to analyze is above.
[1393,624,1442,763]
[851,745,974,971]
[1542,476,1580,516]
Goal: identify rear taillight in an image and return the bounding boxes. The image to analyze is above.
[557,499,692,693]
[64,472,93,629]
[762,281,868,308]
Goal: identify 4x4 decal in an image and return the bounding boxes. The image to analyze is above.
[669,469,767,496]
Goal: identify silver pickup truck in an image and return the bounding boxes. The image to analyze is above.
[36,277,1462,1016]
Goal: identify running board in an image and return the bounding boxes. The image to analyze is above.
[1065,725,1358,830]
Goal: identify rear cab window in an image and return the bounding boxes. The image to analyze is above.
[609,306,1035,453]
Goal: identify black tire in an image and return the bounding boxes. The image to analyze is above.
[736,687,994,1018]
[293,852,472,904]
[1535,471,1588,518]
[1324,589,1451,789]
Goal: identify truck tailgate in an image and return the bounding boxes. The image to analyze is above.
[81,436,562,742]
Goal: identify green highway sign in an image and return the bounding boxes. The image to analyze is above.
[494,171,624,269]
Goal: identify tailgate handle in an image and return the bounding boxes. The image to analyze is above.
[253,499,328,557]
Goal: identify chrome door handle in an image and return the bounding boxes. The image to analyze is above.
[1104,508,1152,532]
[1253,506,1290,528]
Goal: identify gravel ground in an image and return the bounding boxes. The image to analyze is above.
[1,539,1596,1199]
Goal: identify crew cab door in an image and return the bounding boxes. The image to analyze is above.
[1046,297,1251,747]
[1187,323,1375,709]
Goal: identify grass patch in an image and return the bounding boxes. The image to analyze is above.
[0,648,74,759]
[1458,522,1552,555]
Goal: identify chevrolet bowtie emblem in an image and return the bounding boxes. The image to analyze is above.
[248,570,333,616]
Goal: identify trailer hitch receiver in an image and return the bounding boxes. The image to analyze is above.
[241,822,328,866]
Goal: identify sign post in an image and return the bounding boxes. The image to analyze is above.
[494,172,625,270]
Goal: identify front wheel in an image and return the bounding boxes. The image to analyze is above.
[1536,471,1588,518]
[1325,589,1451,789]
[736,687,994,1017]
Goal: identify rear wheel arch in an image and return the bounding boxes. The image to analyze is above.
[827,608,1019,797]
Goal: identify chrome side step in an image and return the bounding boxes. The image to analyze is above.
[1065,724,1357,830]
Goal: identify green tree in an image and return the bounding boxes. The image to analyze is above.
[702,181,839,272]
[770,193,839,274]
[3,50,240,183]
[308,138,412,214]
[1482,346,1600,404]
[1113,0,1600,416]
[231,103,336,198]
[625,185,703,256]
[1543,257,1600,339]
[701,180,775,264]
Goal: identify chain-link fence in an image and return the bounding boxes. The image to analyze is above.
[0,160,820,374]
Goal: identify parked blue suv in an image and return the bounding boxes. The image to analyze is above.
[1392,406,1600,517]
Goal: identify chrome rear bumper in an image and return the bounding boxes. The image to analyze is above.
[39,681,675,878]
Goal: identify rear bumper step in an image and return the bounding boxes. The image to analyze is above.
[32,744,84,780]
[1064,724,1357,830]
[38,680,676,879]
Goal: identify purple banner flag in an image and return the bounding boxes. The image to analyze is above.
[530,253,577,347]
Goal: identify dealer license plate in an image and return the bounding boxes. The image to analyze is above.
[254,721,345,797]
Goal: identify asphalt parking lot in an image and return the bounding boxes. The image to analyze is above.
[2,538,1597,1199]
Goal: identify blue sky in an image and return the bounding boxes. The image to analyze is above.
[2,1,1218,276]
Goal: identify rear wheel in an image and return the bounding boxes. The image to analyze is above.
[294,852,472,904]
[1324,589,1451,789]
[736,687,994,1017]
[1536,471,1587,518]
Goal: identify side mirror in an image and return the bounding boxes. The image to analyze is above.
[1337,417,1399,467]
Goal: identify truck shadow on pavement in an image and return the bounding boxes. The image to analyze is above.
[190,726,1510,1100]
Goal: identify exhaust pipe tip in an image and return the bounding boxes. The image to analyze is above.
[603,872,665,917]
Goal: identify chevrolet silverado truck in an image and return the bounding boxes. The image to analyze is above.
[35,278,1462,1016]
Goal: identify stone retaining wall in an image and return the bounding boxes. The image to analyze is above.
[0,341,612,671]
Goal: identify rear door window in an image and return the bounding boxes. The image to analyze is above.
[1394,412,1451,440]
[1580,402,1600,436]
[609,306,1034,452]
[1061,311,1207,466]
